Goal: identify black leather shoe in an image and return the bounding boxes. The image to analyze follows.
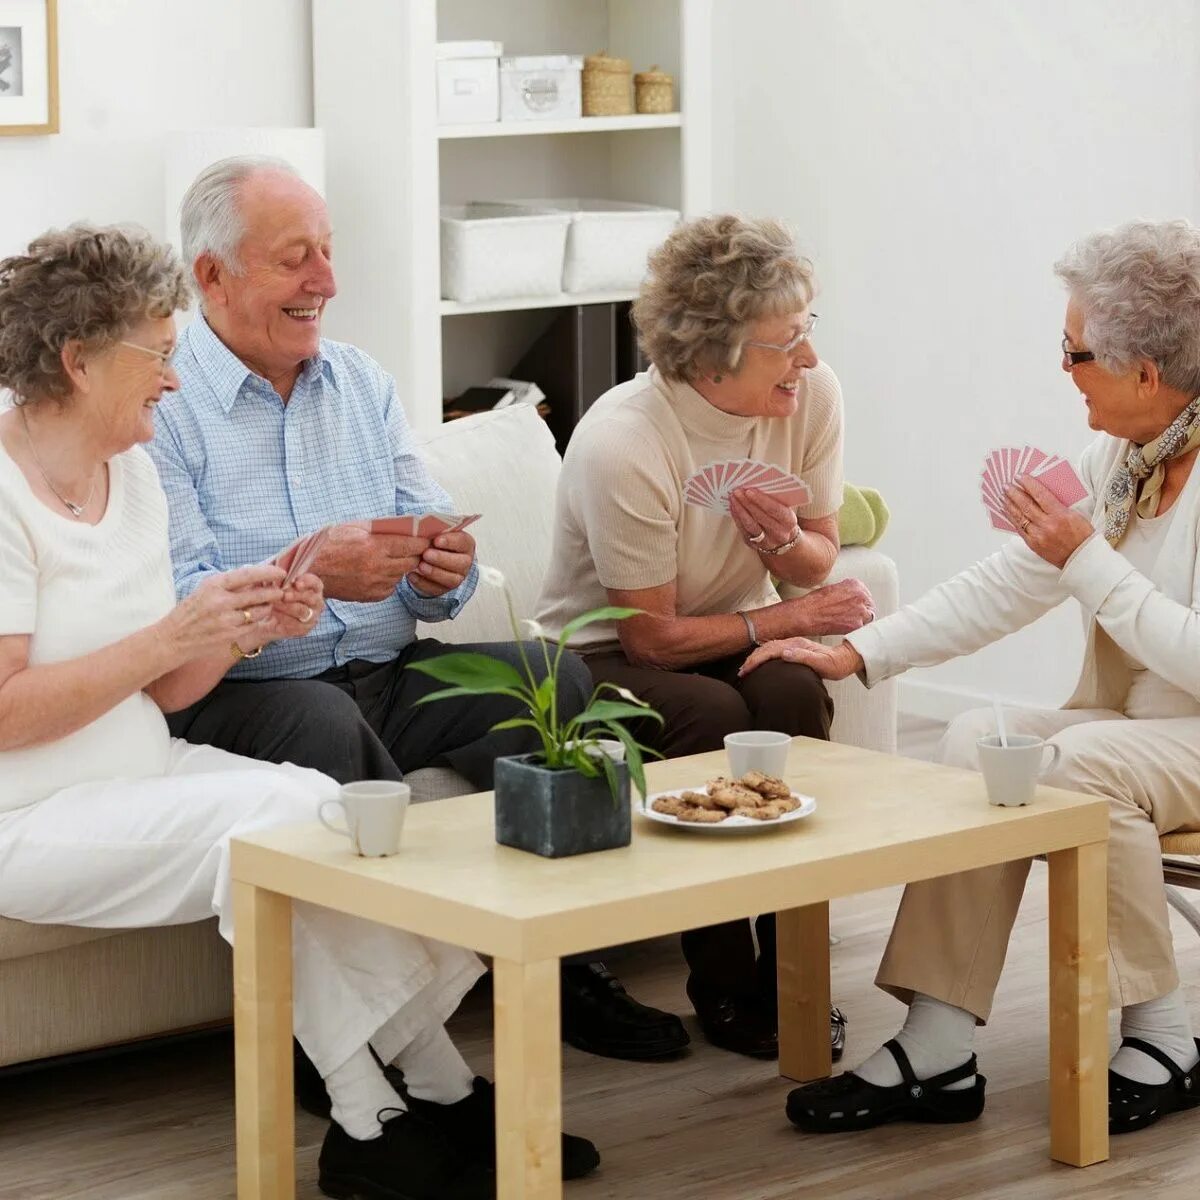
[318,1108,494,1200]
[561,962,690,1061]
[687,980,779,1059]
[406,1076,600,1180]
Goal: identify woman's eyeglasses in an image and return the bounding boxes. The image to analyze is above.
[1061,336,1095,367]
[120,340,177,379]
[745,313,820,355]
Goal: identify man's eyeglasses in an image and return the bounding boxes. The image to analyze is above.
[745,313,820,355]
[1061,336,1095,367]
[120,340,177,378]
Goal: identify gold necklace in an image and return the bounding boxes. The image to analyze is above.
[19,406,99,519]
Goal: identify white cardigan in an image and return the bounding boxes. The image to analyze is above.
[847,434,1200,711]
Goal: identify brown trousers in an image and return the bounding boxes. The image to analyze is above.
[878,705,1200,1019]
[586,649,834,1001]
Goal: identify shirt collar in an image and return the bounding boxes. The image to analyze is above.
[651,364,761,441]
[185,314,338,414]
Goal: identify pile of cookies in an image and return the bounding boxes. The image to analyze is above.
[650,769,799,823]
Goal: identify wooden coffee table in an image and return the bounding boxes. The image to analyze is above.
[230,738,1109,1198]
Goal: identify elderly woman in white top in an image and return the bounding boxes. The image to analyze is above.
[745,220,1200,1137]
[0,225,596,1199]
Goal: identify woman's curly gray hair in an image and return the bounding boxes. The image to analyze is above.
[1055,219,1200,395]
[0,223,190,406]
[632,214,815,381]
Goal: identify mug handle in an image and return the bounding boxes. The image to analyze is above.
[1038,743,1062,778]
[318,799,352,839]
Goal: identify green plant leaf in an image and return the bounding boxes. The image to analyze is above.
[557,606,644,647]
[533,673,555,719]
[601,721,655,798]
[412,685,528,706]
[406,653,529,694]
[576,699,665,726]
[489,717,545,733]
[598,751,622,806]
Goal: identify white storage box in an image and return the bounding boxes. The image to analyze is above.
[513,198,680,293]
[440,204,572,302]
[436,41,501,125]
[499,54,583,122]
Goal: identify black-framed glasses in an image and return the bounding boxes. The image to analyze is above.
[1061,336,1095,367]
[746,313,820,355]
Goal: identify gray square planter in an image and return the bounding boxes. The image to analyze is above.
[493,753,632,858]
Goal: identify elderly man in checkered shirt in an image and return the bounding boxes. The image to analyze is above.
[148,156,691,1084]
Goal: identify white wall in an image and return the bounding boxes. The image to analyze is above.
[1,0,312,255]
[712,0,1198,716]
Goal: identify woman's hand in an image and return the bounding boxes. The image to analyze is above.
[158,564,284,662]
[269,572,326,640]
[730,487,799,552]
[739,636,864,680]
[1004,475,1094,568]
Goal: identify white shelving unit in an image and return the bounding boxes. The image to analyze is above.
[312,0,712,434]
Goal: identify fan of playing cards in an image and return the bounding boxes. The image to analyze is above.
[683,458,811,516]
[980,446,1088,533]
[269,513,480,586]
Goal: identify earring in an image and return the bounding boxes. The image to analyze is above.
[713,373,724,383]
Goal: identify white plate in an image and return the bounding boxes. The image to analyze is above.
[640,787,817,834]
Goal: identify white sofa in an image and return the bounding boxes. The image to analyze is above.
[0,403,898,1069]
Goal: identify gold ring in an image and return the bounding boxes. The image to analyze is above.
[1021,518,1031,533]
[300,605,314,623]
[241,608,255,624]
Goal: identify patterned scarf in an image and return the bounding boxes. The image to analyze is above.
[1104,395,1200,545]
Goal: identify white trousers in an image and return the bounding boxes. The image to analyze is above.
[0,740,484,1077]
[878,706,1200,1017]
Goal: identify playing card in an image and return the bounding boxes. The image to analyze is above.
[980,445,1087,532]
[1030,458,1088,506]
[368,513,482,538]
[683,459,812,516]
[269,528,329,586]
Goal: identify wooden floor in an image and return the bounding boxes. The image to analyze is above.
[4,716,1200,1199]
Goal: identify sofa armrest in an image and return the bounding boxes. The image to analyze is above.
[777,545,899,754]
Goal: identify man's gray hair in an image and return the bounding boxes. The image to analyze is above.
[179,154,298,273]
[1055,219,1200,396]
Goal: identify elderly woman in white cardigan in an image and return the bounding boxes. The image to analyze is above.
[744,219,1200,1137]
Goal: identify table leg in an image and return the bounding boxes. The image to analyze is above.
[777,902,832,1083]
[1046,841,1109,1167]
[493,956,562,1199]
[233,881,295,1199]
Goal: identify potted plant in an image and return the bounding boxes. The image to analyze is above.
[407,567,661,858]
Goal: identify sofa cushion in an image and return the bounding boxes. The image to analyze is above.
[414,405,562,645]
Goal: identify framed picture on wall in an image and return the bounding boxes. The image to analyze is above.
[0,0,57,135]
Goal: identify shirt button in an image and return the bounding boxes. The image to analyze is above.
[291,475,302,488]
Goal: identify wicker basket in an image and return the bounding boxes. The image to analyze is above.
[634,65,674,114]
[582,51,632,116]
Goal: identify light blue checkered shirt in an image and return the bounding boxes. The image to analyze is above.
[149,315,478,680]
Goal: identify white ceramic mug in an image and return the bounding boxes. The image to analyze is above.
[319,781,411,856]
[724,730,792,778]
[976,735,1062,807]
[563,738,626,763]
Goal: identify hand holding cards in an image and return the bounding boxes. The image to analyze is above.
[269,513,480,586]
[980,446,1087,533]
[683,458,811,516]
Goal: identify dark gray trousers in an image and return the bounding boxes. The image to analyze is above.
[167,638,594,791]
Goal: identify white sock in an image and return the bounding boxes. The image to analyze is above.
[855,993,978,1092]
[325,1045,405,1141]
[1112,988,1199,1085]
[392,1025,475,1104]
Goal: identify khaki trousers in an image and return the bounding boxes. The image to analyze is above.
[877,706,1200,1018]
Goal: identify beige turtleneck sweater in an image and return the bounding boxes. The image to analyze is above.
[535,363,844,651]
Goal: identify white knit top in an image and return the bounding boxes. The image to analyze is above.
[0,442,176,812]
[536,364,845,650]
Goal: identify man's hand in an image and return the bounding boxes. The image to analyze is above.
[771,579,875,638]
[407,530,476,598]
[313,525,431,602]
